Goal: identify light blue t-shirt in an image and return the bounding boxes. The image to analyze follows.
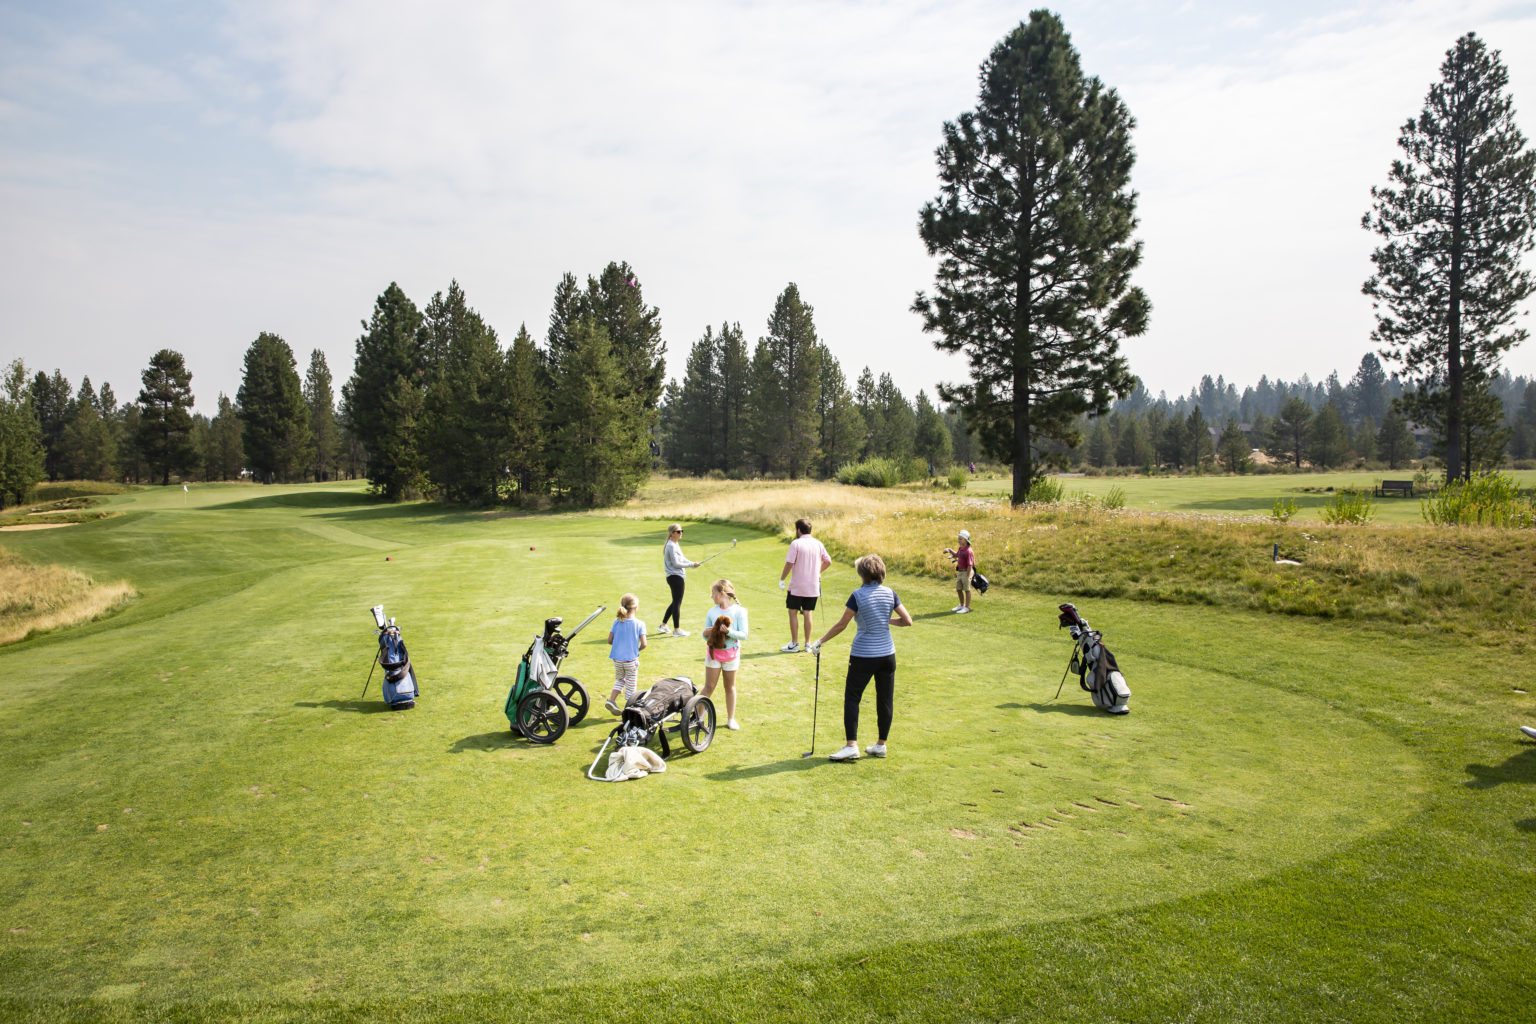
[846,584,900,658]
[703,603,748,652]
[609,617,646,662]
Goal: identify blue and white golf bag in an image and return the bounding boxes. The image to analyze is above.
[370,604,418,709]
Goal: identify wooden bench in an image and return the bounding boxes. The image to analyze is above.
[1375,479,1414,497]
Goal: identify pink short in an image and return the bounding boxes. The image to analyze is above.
[705,648,740,670]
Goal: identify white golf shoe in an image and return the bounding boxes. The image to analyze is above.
[829,744,860,761]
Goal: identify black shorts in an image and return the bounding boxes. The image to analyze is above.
[786,593,819,611]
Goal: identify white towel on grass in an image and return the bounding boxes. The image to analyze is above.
[605,745,667,781]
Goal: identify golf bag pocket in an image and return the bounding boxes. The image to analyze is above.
[1088,646,1130,714]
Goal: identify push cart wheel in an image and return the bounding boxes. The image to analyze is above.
[552,675,590,726]
[680,695,715,752]
[516,690,568,744]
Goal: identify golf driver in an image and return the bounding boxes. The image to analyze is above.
[696,538,737,566]
[801,648,821,757]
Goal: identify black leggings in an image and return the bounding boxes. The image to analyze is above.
[663,575,685,630]
[844,654,896,742]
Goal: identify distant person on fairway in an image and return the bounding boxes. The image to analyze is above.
[701,578,749,730]
[779,518,832,653]
[942,529,977,614]
[605,594,646,715]
[808,554,913,761]
[659,523,700,636]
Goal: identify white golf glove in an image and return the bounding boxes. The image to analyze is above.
[806,640,821,654]
[778,579,785,590]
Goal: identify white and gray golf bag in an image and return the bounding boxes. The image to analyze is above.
[1057,603,1130,715]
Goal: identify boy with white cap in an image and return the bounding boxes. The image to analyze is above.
[942,530,977,614]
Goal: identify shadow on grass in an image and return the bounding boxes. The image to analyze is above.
[205,490,377,511]
[705,758,824,781]
[1019,701,1107,717]
[911,611,960,621]
[294,699,397,715]
[1517,818,1536,832]
[1464,745,1536,789]
[449,730,522,753]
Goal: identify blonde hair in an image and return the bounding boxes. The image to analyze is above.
[617,593,639,619]
[854,554,887,584]
[710,578,737,604]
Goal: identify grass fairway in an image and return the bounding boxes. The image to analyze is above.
[965,468,1536,523]
[1,481,1533,1022]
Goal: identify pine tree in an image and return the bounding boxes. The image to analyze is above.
[1217,417,1251,474]
[30,369,71,481]
[673,326,727,474]
[136,349,196,486]
[913,390,952,471]
[1377,408,1419,469]
[548,318,646,506]
[343,283,427,500]
[1086,417,1113,468]
[747,284,822,477]
[915,12,1148,503]
[873,374,916,461]
[1353,417,1379,463]
[1,359,46,506]
[208,394,244,480]
[62,376,116,480]
[1274,396,1313,469]
[1363,32,1536,481]
[1186,407,1214,470]
[854,367,880,459]
[238,333,313,483]
[502,324,548,502]
[304,350,340,482]
[1308,401,1349,468]
[1348,353,1390,428]
[420,281,505,503]
[1510,381,1536,459]
[817,349,865,477]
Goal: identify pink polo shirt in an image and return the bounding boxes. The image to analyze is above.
[785,535,832,597]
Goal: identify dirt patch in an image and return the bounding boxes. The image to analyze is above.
[0,522,76,531]
[949,828,977,839]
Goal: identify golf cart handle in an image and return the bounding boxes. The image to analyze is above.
[564,605,607,642]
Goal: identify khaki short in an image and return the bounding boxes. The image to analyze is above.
[956,570,972,592]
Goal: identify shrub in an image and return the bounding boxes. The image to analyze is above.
[1321,488,1375,525]
[1102,485,1127,510]
[1421,472,1536,527]
[1272,498,1298,522]
[836,457,925,488]
[1026,476,1065,503]
[947,467,967,490]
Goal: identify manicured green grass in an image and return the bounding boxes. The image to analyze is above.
[966,469,1536,523]
[1,481,1532,1022]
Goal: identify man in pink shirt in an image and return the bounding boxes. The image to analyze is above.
[778,518,833,653]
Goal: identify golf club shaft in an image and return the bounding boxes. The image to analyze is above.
[362,653,378,698]
[696,539,736,565]
[802,649,820,756]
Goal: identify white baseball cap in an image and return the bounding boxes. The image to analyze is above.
[958,530,970,541]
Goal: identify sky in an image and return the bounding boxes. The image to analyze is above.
[2,0,1535,414]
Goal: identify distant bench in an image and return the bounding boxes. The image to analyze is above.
[1375,479,1414,497]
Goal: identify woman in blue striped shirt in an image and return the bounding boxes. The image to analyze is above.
[807,554,913,761]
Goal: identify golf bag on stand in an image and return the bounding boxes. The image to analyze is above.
[365,604,418,709]
[1056,603,1130,715]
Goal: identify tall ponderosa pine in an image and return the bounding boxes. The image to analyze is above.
[30,369,71,481]
[420,281,505,503]
[502,324,548,501]
[238,333,312,483]
[913,390,952,469]
[343,283,426,500]
[748,284,822,478]
[62,376,116,481]
[1377,408,1418,469]
[817,346,865,476]
[1272,396,1313,469]
[1,359,46,506]
[1308,401,1349,468]
[136,349,196,486]
[1217,417,1251,474]
[1363,32,1536,481]
[304,350,340,482]
[208,393,245,480]
[673,325,730,474]
[549,319,646,506]
[915,11,1148,504]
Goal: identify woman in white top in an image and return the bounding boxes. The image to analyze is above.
[659,523,699,636]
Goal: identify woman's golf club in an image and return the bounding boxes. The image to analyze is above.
[801,649,820,757]
[696,538,737,566]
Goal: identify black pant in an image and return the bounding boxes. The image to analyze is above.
[663,574,685,629]
[844,654,896,742]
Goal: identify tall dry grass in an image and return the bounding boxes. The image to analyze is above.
[610,478,1536,648]
[0,548,135,645]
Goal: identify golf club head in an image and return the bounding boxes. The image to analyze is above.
[370,604,386,629]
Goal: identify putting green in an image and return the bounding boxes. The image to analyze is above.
[0,484,1432,1006]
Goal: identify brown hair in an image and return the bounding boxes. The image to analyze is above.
[854,554,887,584]
[710,578,737,604]
[795,518,812,535]
[617,593,638,619]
